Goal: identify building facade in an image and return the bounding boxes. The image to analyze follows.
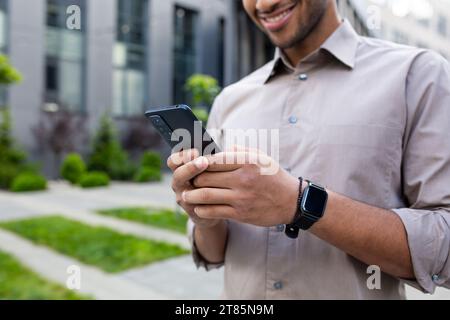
[0,0,368,175]
[354,0,450,60]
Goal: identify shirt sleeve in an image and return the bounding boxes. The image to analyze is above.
[392,50,450,293]
[186,92,226,271]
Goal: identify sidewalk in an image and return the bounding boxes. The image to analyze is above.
[0,175,447,300]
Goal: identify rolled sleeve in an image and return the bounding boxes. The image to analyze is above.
[187,219,225,271]
[393,208,450,293]
[392,51,450,293]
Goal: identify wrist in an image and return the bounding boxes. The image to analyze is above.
[194,219,225,231]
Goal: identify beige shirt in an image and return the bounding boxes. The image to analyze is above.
[188,20,450,299]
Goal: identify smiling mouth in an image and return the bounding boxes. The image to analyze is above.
[259,3,298,32]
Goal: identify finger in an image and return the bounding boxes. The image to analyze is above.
[205,152,267,172]
[183,188,236,205]
[194,205,236,220]
[227,145,263,154]
[192,171,236,189]
[167,149,199,171]
[172,156,209,191]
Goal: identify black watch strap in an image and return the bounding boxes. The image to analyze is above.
[285,177,303,239]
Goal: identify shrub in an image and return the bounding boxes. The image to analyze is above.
[60,153,86,184]
[0,109,35,190]
[133,167,162,183]
[79,172,110,189]
[140,151,162,169]
[10,173,47,192]
[0,163,20,189]
[87,115,132,180]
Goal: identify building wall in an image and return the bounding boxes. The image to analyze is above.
[354,0,450,60]
[1,0,370,175]
[1,0,234,173]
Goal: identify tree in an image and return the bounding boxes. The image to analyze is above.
[184,74,221,123]
[0,55,22,86]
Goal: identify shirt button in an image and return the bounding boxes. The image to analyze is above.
[273,281,283,290]
[276,224,285,232]
[432,274,440,282]
[299,73,308,81]
[288,116,298,124]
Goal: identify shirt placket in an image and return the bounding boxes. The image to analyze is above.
[265,65,314,298]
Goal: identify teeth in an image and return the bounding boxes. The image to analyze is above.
[265,9,291,23]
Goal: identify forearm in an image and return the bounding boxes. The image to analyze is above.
[194,220,228,264]
[310,189,415,279]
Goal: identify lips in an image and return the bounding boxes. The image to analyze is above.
[259,3,297,32]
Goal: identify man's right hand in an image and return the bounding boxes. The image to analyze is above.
[167,149,221,228]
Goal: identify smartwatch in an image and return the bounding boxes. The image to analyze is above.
[286,180,328,239]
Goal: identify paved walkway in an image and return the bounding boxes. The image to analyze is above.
[0,176,448,300]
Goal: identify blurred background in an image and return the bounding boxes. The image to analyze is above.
[0,0,449,300]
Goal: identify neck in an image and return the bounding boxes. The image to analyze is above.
[283,4,341,67]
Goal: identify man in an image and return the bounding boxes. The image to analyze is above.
[168,0,450,299]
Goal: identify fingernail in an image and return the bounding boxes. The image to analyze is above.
[194,157,208,170]
[182,191,187,202]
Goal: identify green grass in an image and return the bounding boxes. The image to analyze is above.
[0,250,89,300]
[0,216,189,273]
[97,207,189,234]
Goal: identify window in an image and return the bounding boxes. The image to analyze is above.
[0,0,8,106]
[45,0,86,113]
[392,30,409,45]
[217,17,226,87]
[438,15,447,37]
[173,6,198,104]
[0,0,6,54]
[113,0,148,116]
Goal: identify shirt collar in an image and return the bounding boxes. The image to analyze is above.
[263,20,361,84]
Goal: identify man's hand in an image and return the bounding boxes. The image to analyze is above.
[184,149,300,227]
[167,149,222,229]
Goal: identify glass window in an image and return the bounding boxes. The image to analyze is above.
[113,0,148,117]
[217,17,226,87]
[45,0,86,113]
[438,15,447,37]
[0,0,8,106]
[173,6,198,104]
[0,0,6,54]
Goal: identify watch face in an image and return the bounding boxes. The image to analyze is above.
[302,186,328,216]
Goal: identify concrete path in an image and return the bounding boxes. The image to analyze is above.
[0,177,448,300]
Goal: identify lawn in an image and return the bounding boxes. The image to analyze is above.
[0,216,189,273]
[0,250,89,300]
[97,207,189,234]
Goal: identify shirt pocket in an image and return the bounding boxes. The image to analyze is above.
[313,124,403,208]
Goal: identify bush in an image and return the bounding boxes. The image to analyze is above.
[60,153,86,184]
[87,115,132,180]
[0,109,36,190]
[10,173,47,193]
[133,167,162,183]
[0,163,20,189]
[140,151,162,169]
[79,172,110,189]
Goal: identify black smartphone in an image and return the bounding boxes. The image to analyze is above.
[145,105,221,156]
